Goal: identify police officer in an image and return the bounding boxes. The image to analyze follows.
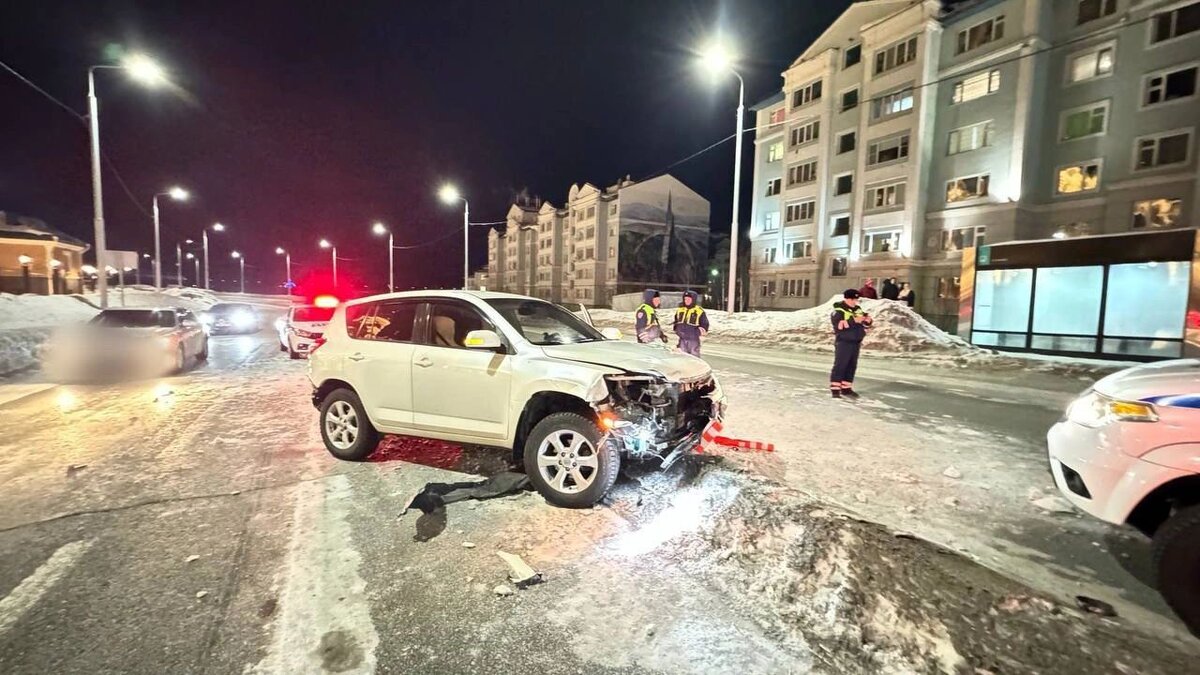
[673,290,709,357]
[635,289,666,344]
[830,288,872,399]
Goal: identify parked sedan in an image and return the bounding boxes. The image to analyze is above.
[277,304,335,359]
[42,307,208,381]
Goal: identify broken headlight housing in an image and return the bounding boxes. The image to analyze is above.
[598,373,722,466]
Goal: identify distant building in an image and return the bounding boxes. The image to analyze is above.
[0,211,88,295]
[466,268,489,291]
[747,0,1200,334]
[485,174,710,306]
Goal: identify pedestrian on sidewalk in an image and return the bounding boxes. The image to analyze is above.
[673,290,710,357]
[881,277,900,301]
[898,282,916,308]
[858,278,879,299]
[830,288,872,399]
[635,289,666,344]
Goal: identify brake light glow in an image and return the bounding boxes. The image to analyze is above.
[314,295,339,308]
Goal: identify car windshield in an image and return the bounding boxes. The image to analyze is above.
[292,307,335,322]
[485,298,604,346]
[209,303,252,315]
[90,309,174,328]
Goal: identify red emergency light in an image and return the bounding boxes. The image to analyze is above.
[314,294,339,308]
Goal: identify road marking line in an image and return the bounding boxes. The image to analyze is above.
[0,539,94,636]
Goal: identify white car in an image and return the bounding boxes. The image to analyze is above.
[43,307,208,380]
[277,304,335,359]
[308,291,725,507]
[1047,359,1200,635]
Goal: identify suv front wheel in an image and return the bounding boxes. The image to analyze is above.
[1154,503,1200,636]
[319,388,379,461]
[524,412,620,508]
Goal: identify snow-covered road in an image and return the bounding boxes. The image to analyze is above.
[0,316,1196,674]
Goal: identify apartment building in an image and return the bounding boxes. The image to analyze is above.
[483,174,710,306]
[748,0,1200,332]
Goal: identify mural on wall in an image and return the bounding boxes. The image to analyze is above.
[617,175,710,290]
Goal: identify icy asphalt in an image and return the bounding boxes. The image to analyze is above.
[0,315,1197,674]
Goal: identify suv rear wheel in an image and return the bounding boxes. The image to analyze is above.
[523,412,619,508]
[1154,503,1200,636]
[319,389,379,461]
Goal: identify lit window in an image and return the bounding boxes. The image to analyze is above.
[1068,45,1114,83]
[946,174,990,202]
[862,230,901,254]
[769,108,786,125]
[872,88,914,120]
[763,212,780,232]
[1150,2,1200,45]
[1132,198,1183,228]
[1144,65,1198,106]
[767,142,784,162]
[948,120,995,154]
[956,15,1005,55]
[1135,131,1192,170]
[1060,103,1108,141]
[937,276,961,299]
[1056,162,1102,194]
[952,69,1001,103]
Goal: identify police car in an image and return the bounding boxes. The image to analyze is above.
[277,302,335,359]
[1047,358,1200,635]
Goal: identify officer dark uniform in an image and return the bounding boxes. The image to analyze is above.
[673,290,710,357]
[635,289,666,344]
[830,288,872,399]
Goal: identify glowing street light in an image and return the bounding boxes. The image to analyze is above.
[231,250,245,293]
[439,184,469,289]
[319,239,337,287]
[87,52,170,307]
[152,186,190,290]
[372,222,394,293]
[697,39,744,313]
[275,247,292,297]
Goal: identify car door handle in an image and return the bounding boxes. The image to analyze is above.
[348,353,366,362]
[414,356,433,368]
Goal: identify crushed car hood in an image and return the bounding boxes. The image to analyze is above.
[541,341,712,381]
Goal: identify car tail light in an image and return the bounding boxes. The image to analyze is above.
[308,336,327,354]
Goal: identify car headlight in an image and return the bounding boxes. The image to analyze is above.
[231,311,255,328]
[1066,390,1158,427]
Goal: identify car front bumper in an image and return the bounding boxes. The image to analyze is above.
[1047,420,1150,524]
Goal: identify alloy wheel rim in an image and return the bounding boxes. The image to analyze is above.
[536,430,598,494]
[325,400,359,450]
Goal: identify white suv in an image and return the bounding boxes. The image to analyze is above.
[1047,358,1200,635]
[308,291,726,507]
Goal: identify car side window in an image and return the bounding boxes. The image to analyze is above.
[425,301,491,349]
[179,311,200,328]
[370,302,418,342]
[345,302,379,340]
[157,311,178,328]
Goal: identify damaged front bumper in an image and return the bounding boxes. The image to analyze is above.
[596,372,726,470]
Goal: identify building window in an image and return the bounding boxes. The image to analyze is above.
[767,141,784,162]
[937,276,961,299]
[844,44,861,69]
[1150,2,1200,45]
[1143,64,1198,107]
[1135,130,1192,170]
[957,15,1005,55]
[837,131,857,154]
[946,174,990,202]
[769,108,787,125]
[791,79,823,109]
[766,178,782,196]
[764,212,780,232]
[1060,102,1109,141]
[941,226,986,252]
[862,230,901,254]
[609,203,617,215]
[762,247,778,264]
[608,246,615,257]
[948,120,995,154]
[783,278,812,297]
[1068,45,1115,84]
[1056,161,1102,194]
[874,36,918,75]
[586,206,595,218]
[786,240,813,259]
[831,215,850,238]
[865,182,906,211]
[952,69,1001,103]
[785,199,815,223]
[841,88,859,112]
[834,173,854,196]
[1132,198,1183,228]
[871,87,914,120]
[789,120,820,147]
[787,160,819,186]
[867,134,910,167]
[831,256,848,277]
[1078,0,1117,25]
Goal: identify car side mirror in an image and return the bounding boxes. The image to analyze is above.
[600,327,623,341]
[463,329,503,350]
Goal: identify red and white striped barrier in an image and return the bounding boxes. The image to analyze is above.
[712,436,775,453]
[696,420,724,454]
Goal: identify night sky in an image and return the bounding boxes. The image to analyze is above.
[1,0,853,293]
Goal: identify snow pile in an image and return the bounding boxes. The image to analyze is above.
[0,293,99,330]
[591,296,982,357]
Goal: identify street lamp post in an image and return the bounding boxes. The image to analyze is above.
[231,251,245,294]
[175,238,193,287]
[438,185,469,289]
[319,239,337,287]
[187,253,199,286]
[87,54,167,308]
[275,247,292,297]
[203,222,225,290]
[372,222,394,292]
[699,43,745,313]
[152,186,189,289]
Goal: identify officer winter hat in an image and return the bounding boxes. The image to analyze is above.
[843,289,861,299]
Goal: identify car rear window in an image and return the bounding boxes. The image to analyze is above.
[210,303,251,314]
[292,307,334,322]
[90,309,175,328]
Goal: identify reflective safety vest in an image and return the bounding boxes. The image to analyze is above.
[675,306,705,326]
[834,306,865,324]
[637,303,660,327]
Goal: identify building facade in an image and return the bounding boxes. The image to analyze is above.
[484,174,711,306]
[0,211,88,295]
[748,0,1200,331]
